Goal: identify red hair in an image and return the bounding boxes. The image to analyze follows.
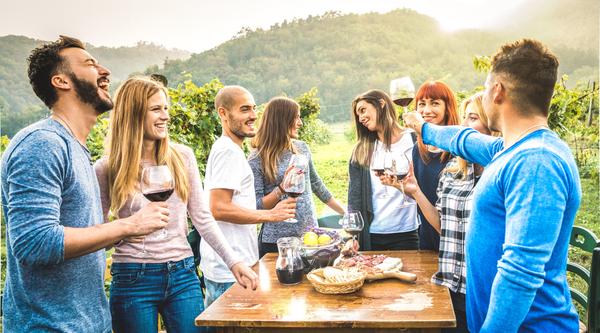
[414,81,459,164]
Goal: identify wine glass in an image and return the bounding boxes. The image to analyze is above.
[391,76,416,132]
[135,165,174,256]
[371,147,391,198]
[391,150,416,208]
[281,155,306,223]
[390,76,416,109]
[341,211,364,246]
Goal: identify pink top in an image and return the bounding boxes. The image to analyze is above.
[94,143,242,267]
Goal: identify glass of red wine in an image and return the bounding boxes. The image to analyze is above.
[371,146,392,198]
[392,150,415,208]
[136,165,174,256]
[390,76,416,110]
[281,154,306,223]
[341,211,364,247]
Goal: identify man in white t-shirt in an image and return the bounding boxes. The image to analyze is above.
[201,85,297,307]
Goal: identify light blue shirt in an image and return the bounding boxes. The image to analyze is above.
[1,119,111,333]
[422,123,580,333]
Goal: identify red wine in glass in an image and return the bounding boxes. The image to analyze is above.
[372,168,385,176]
[394,172,408,181]
[143,188,174,202]
[138,165,174,248]
[281,155,306,223]
[286,191,303,198]
[393,97,413,107]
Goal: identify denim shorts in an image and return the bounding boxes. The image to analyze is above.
[109,257,206,333]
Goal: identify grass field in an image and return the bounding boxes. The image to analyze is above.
[311,122,353,216]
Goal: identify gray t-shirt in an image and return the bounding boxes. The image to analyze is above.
[1,119,111,333]
[248,140,332,244]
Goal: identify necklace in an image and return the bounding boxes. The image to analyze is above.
[51,113,78,140]
[512,123,549,145]
[50,113,93,165]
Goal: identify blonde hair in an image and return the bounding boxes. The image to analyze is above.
[447,92,501,178]
[350,89,403,168]
[105,77,189,216]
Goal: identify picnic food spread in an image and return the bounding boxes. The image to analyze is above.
[305,238,417,293]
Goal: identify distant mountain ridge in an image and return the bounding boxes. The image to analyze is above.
[152,2,598,122]
[0,35,190,116]
[0,0,597,126]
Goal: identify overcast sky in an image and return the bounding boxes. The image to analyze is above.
[1,0,527,53]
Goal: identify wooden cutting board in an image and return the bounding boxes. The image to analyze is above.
[335,256,417,283]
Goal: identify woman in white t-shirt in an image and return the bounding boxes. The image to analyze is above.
[347,89,419,251]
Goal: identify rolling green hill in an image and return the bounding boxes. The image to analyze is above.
[1,0,597,131]
[152,3,598,122]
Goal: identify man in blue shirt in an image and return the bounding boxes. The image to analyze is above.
[403,39,580,332]
[1,36,170,332]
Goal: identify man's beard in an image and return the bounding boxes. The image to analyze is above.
[229,117,255,139]
[68,73,113,114]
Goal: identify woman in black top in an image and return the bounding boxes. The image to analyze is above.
[412,81,460,251]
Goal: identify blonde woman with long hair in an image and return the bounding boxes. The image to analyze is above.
[94,77,257,333]
[347,89,419,251]
[248,97,345,257]
[382,92,500,332]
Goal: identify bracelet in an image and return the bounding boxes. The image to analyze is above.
[276,184,285,200]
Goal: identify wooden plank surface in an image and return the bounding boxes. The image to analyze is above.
[196,251,456,329]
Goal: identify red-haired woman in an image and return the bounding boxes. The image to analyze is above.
[411,81,460,251]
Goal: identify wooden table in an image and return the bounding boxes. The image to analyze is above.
[196,251,456,332]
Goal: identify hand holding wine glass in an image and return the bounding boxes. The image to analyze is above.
[280,154,306,223]
[394,154,416,207]
[133,165,174,256]
[141,165,174,224]
[126,202,170,237]
[341,211,364,245]
[371,148,392,198]
[402,111,426,135]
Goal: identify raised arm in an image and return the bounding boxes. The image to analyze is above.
[403,112,503,167]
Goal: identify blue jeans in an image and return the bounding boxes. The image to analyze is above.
[109,257,206,333]
[204,278,234,308]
